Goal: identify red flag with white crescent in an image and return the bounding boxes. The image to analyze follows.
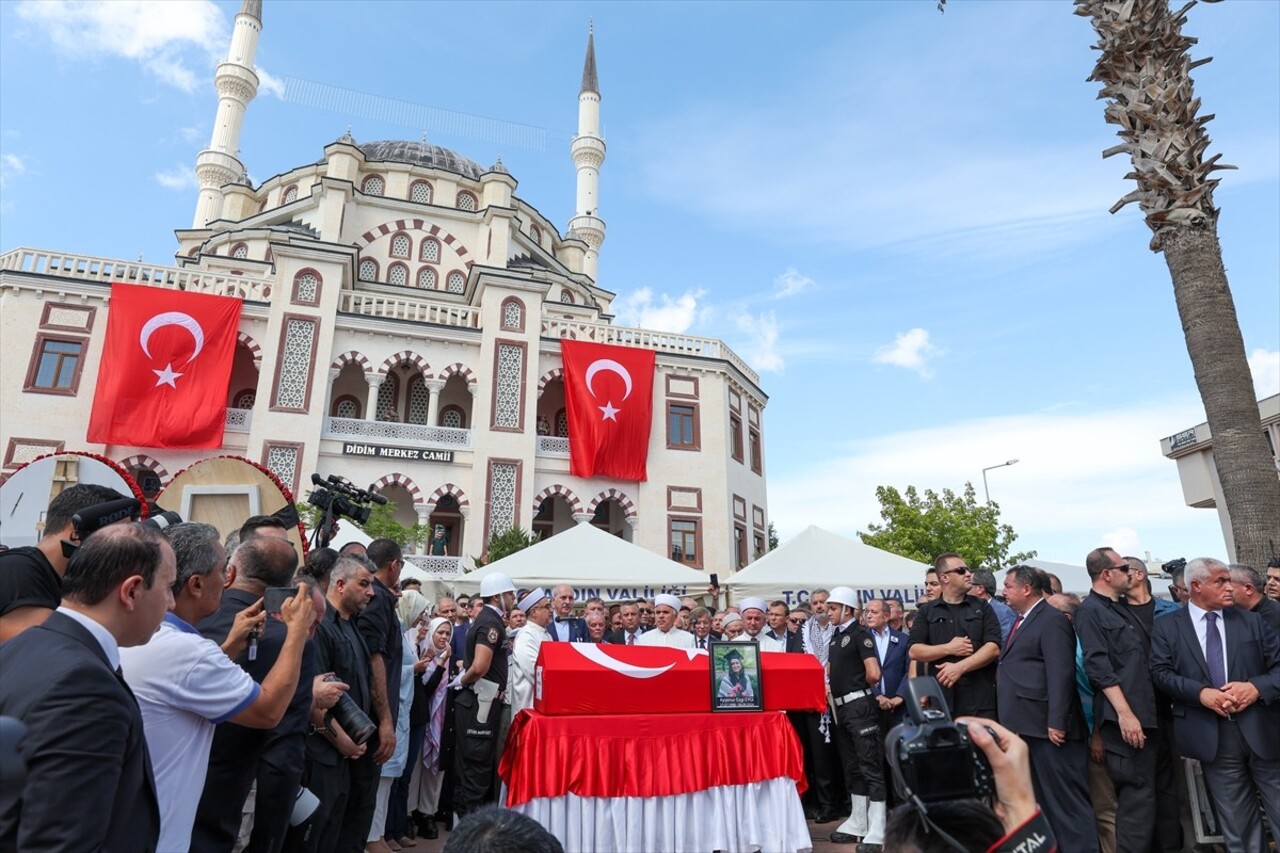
[87,283,243,448]
[561,340,656,481]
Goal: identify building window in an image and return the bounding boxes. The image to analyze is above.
[410,180,432,204]
[735,524,748,569]
[390,233,411,258]
[440,405,466,429]
[387,262,409,286]
[359,259,379,281]
[231,242,248,259]
[753,531,765,559]
[282,185,298,204]
[666,403,699,450]
[263,442,302,495]
[407,375,430,425]
[749,426,762,474]
[331,396,361,419]
[25,337,85,394]
[416,267,437,289]
[376,374,399,421]
[362,175,385,196]
[233,390,256,409]
[669,518,700,567]
[446,271,465,294]
[292,270,321,305]
[456,191,477,211]
[501,298,523,331]
[530,225,541,245]
[730,414,744,462]
[492,343,524,429]
[419,237,440,262]
[560,290,574,304]
[271,318,316,411]
[555,408,568,437]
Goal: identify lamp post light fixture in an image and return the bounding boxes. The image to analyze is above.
[982,459,1020,505]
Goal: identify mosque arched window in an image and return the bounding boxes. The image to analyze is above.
[387,262,409,287]
[416,267,437,289]
[410,180,433,204]
[455,191,477,212]
[362,175,385,196]
[359,259,379,282]
[390,233,411,258]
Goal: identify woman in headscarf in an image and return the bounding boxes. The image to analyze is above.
[406,615,452,840]
[376,592,431,850]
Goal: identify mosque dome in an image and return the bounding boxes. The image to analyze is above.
[357,140,485,181]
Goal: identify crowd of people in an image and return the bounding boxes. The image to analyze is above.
[1,482,1278,853]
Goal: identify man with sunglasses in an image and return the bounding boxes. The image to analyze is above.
[908,554,1002,720]
[1075,546,1163,852]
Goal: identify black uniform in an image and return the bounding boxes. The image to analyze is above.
[829,620,886,802]
[0,546,60,616]
[907,595,1002,718]
[453,603,507,817]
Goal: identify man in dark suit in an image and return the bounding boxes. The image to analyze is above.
[1229,563,1280,637]
[0,523,170,852]
[997,565,1099,852]
[546,584,588,642]
[1151,557,1280,851]
[1075,546,1163,852]
[604,600,643,646]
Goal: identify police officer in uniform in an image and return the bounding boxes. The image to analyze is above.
[826,586,886,851]
[451,571,516,817]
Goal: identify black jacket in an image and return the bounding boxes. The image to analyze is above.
[1075,591,1158,735]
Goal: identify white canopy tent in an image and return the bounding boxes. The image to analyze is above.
[1022,559,1095,597]
[725,525,930,608]
[450,523,713,603]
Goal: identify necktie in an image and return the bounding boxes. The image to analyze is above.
[1205,612,1226,688]
[627,632,635,646]
[1007,614,1024,644]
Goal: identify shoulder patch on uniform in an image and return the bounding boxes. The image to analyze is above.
[487,628,499,644]
[841,634,851,648]
[863,637,873,648]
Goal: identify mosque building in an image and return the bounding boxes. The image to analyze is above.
[0,1,770,578]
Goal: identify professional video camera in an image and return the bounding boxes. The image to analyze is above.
[62,498,183,557]
[886,676,996,806]
[306,474,387,549]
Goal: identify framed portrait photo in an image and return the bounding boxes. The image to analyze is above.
[709,640,763,712]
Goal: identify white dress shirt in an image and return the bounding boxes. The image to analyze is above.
[510,621,549,713]
[56,605,121,670]
[1186,601,1230,678]
[735,629,786,653]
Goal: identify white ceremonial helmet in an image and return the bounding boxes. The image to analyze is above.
[478,571,516,598]
[827,586,860,612]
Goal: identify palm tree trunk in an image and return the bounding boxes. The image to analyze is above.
[1079,0,1280,566]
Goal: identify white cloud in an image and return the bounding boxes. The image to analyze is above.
[0,153,28,197]
[613,288,705,334]
[1100,527,1144,558]
[1248,347,1280,398]
[874,328,940,379]
[256,66,286,99]
[773,267,813,299]
[179,125,202,144]
[154,164,198,190]
[16,0,227,92]
[768,397,1225,565]
[733,310,784,374]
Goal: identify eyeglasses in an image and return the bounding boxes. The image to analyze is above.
[939,567,972,577]
[788,617,806,625]
[639,609,653,614]
[1106,564,1132,573]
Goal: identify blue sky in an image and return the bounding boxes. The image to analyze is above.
[2,0,1277,567]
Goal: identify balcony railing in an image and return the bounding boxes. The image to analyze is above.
[536,435,570,456]
[225,407,253,433]
[541,318,760,384]
[404,555,464,576]
[339,291,480,330]
[323,416,472,448]
[0,248,274,302]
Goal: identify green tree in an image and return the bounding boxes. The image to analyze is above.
[471,526,541,570]
[859,483,1035,572]
[767,522,780,552]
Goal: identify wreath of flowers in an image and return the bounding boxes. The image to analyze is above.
[15,451,149,517]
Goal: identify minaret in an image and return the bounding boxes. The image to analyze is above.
[192,0,262,228]
[567,23,606,280]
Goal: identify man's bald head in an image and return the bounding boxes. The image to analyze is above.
[232,535,298,588]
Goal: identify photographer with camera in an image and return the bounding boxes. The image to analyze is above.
[0,483,129,642]
[826,586,886,850]
[288,554,380,853]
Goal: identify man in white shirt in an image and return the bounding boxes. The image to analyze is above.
[734,597,786,652]
[510,588,552,713]
[637,594,696,649]
[120,523,317,853]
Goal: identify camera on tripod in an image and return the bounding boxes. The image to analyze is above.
[886,676,996,804]
[306,474,387,527]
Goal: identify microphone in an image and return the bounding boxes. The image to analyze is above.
[311,473,327,487]
[365,488,389,505]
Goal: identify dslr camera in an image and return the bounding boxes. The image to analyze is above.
[322,675,376,746]
[885,676,995,804]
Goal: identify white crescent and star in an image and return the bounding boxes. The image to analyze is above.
[138,312,206,388]
[568,641,675,679]
[584,358,632,422]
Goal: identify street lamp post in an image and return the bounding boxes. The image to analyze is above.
[981,459,1019,571]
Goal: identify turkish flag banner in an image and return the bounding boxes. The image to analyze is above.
[87,283,243,449]
[561,340,656,481]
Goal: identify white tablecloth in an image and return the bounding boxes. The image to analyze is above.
[512,777,812,853]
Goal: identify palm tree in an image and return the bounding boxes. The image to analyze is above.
[1075,0,1279,567]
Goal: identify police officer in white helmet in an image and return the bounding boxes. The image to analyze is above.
[451,571,516,817]
[826,586,886,851]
